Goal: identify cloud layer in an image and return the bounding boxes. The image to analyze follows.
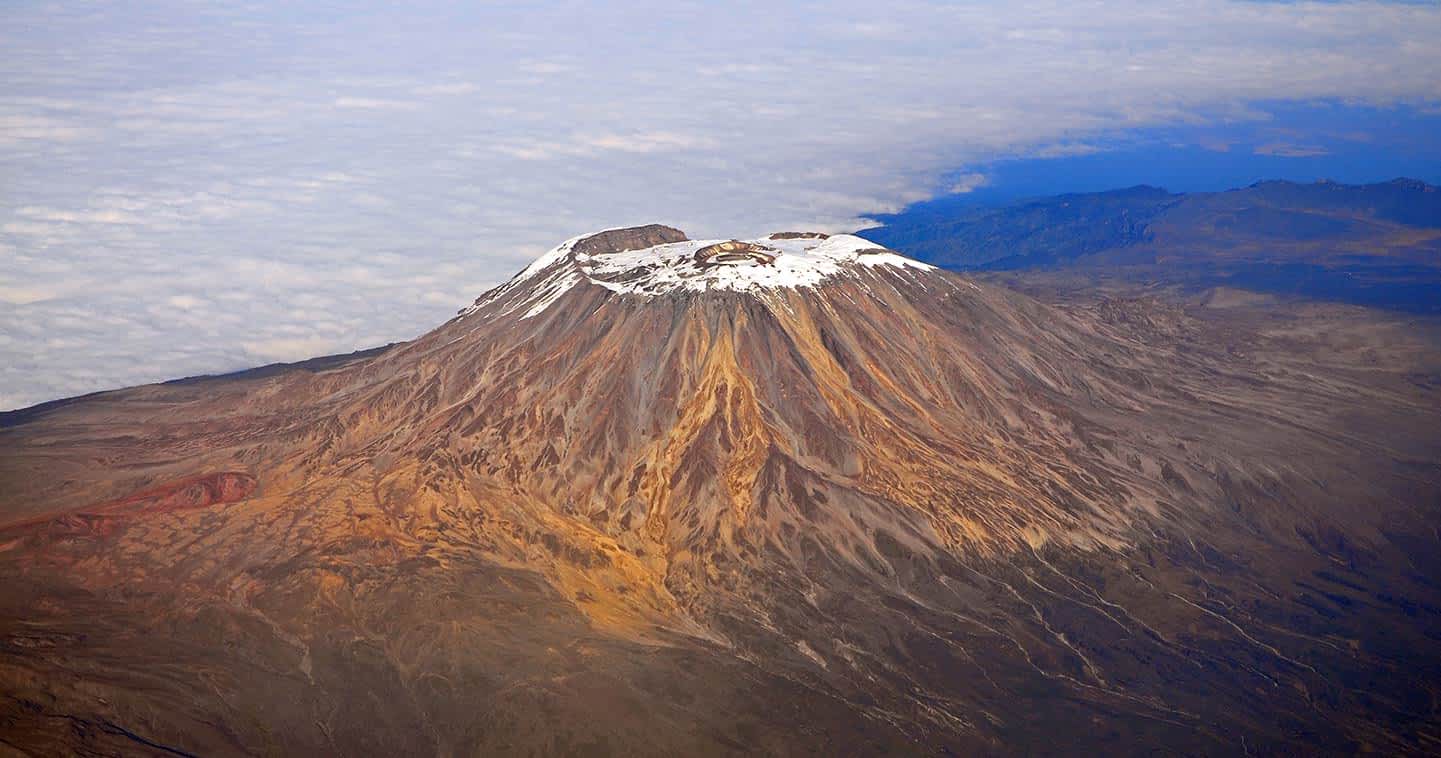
[3,0,1440,409]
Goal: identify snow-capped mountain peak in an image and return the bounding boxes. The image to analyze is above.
[465,224,938,320]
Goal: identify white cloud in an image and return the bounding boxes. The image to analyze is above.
[1254,142,1331,158]
[166,294,202,309]
[242,336,352,364]
[414,82,479,96]
[947,173,989,194]
[333,97,417,110]
[1,0,1440,409]
[0,285,65,306]
[0,115,97,144]
[579,132,716,154]
[516,61,576,76]
[1029,143,1104,159]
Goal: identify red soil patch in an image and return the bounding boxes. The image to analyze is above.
[2,472,257,542]
[87,471,257,517]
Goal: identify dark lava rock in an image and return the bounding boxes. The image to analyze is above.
[768,231,830,240]
[573,224,688,257]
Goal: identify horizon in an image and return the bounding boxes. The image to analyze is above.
[1,172,1439,413]
[4,1,1441,409]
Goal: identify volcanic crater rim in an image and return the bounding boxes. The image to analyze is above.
[462,224,940,321]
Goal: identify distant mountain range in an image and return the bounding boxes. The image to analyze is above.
[859,178,1441,312]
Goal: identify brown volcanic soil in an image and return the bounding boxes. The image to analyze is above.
[2,232,1441,755]
[1,472,256,545]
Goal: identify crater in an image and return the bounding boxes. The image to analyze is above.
[693,240,779,267]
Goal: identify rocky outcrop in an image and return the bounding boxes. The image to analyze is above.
[570,224,687,257]
[768,231,830,240]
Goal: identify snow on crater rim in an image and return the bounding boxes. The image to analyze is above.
[465,229,936,320]
[580,234,933,296]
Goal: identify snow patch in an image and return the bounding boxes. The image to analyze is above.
[464,230,937,320]
[581,233,933,299]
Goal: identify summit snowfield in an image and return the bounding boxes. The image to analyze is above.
[466,225,939,321]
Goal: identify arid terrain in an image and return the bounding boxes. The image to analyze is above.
[2,225,1440,755]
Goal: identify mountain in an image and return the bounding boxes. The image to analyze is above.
[3,226,1441,754]
[859,184,1177,268]
[859,178,1441,312]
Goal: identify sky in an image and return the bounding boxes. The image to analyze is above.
[2,1,1441,410]
[926,101,1441,204]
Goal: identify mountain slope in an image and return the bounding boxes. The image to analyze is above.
[859,178,1441,312]
[859,184,1176,268]
[3,226,1441,754]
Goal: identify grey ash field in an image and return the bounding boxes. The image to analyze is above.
[2,219,1441,755]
